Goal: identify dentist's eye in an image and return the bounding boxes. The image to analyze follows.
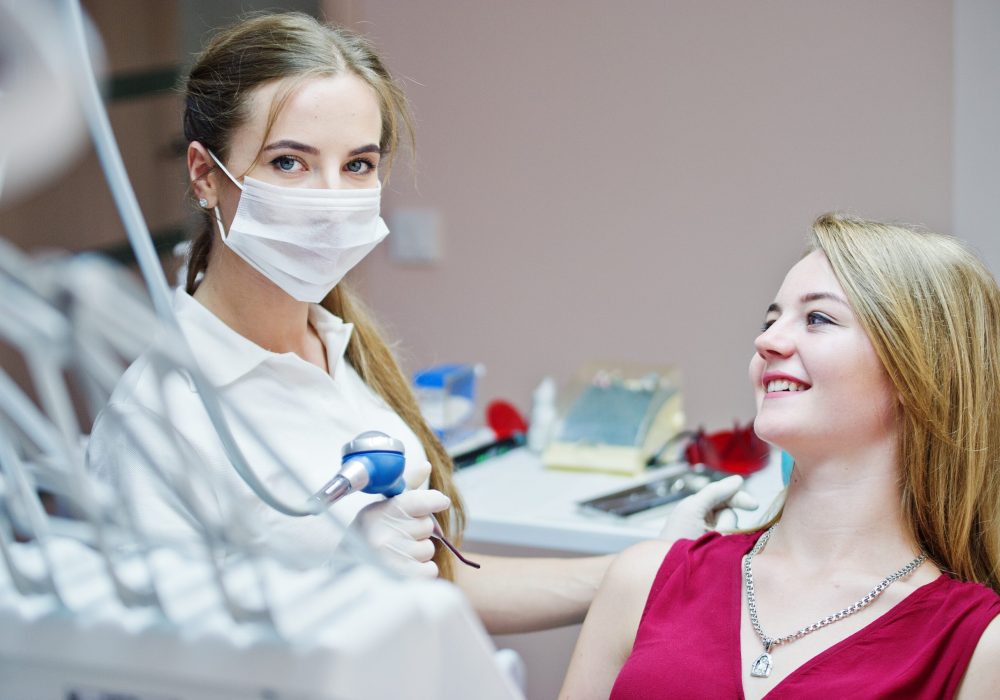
[345,157,376,175]
[271,155,304,173]
[807,311,834,326]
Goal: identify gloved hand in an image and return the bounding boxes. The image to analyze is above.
[659,474,758,542]
[350,460,450,578]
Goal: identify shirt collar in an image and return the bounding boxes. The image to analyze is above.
[308,302,354,377]
[172,288,354,386]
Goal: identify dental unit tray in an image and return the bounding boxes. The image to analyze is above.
[578,468,726,517]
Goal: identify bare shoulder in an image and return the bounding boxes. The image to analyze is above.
[605,539,675,588]
[585,539,679,649]
[957,612,1000,699]
[619,537,676,562]
[558,539,678,700]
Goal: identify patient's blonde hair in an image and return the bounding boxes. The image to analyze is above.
[811,213,1000,591]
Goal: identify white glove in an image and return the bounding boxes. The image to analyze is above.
[350,460,450,578]
[659,474,758,542]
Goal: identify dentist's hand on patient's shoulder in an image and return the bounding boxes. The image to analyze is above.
[351,460,450,578]
[659,474,758,542]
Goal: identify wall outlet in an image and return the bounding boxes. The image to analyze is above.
[387,207,442,263]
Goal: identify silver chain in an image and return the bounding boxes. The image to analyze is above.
[744,525,927,653]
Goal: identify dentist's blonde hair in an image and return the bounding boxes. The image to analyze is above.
[811,213,1000,591]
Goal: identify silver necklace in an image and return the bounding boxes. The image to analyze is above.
[743,525,926,679]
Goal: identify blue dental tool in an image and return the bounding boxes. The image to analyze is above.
[312,431,407,505]
[312,430,480,569]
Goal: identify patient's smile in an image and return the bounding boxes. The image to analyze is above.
[766,379,808,393]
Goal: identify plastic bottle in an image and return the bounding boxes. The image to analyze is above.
[527,376,557,453]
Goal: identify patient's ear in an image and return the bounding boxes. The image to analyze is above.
[187,141,219,208]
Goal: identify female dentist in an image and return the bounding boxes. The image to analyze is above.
[87,11,751,635]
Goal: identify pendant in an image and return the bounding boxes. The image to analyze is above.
[750,651,773,678]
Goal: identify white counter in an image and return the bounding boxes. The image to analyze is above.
[455,447,785,554]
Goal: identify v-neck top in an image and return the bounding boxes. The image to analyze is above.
[610,532,1000,699]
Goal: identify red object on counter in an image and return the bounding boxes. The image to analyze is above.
[683,422,769,475]
[485,400,528,440]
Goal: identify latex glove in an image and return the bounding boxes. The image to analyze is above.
[659,474,759,542]
[350,460,450,578]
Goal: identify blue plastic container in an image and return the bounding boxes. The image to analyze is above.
[413,363,479,442]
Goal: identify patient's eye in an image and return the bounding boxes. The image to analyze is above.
[806,311,834,327]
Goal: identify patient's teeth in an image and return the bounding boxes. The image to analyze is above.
[767,378,806,392]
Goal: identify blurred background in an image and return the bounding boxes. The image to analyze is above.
[4,0,997,432]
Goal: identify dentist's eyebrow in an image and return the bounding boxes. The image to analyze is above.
[263,139,319,154]
[349,144,382,157]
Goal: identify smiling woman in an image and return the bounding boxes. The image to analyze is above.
[560,213,1000,700]
[750,249,899,462]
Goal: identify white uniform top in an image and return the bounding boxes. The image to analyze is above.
[87,288,427,567]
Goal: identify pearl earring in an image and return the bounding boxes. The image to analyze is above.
[198,198,209,209]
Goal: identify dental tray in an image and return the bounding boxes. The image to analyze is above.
[578,470,721,517]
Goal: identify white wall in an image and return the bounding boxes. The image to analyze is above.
[954,0,1000,275]
[332,1,952,428]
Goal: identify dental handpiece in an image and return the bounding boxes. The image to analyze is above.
[312,431,480,569]
[312,431,407,505]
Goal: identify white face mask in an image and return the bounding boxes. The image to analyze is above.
[208,151,389,303]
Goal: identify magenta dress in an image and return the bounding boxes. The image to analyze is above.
[610,532,1000,699]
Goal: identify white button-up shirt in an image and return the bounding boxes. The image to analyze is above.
[87,288,427,567]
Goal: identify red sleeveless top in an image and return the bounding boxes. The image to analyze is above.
[611,532,1000,699]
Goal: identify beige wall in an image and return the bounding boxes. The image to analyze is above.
[329,0,953,427]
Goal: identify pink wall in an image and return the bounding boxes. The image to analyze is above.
[329,0,952,428]
[954,0,1000,275]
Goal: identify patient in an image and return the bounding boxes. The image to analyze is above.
[560,213,1000,698]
